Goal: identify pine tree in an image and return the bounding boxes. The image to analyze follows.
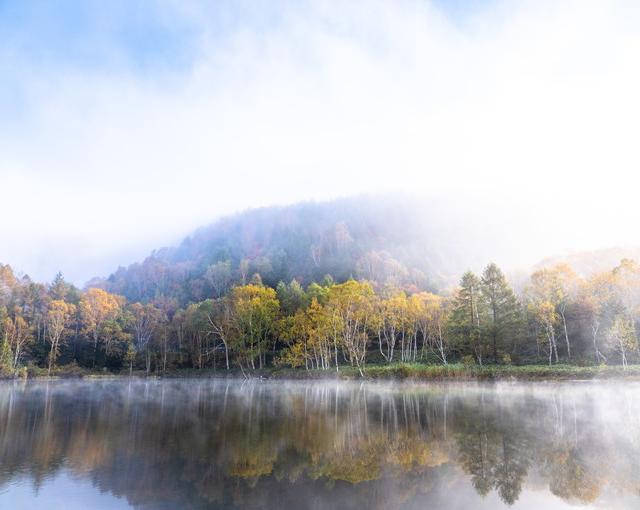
[449,271,487,365]
[0,306,10,372]
[0,336,12,372]
[481,263,521,363]
[49,272,70,300]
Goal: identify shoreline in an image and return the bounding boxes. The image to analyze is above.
[5,363,640,382]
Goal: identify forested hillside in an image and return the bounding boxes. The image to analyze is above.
[91,196,464,305]
[2,196,640,377]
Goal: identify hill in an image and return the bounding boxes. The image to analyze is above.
[93,195,483,305]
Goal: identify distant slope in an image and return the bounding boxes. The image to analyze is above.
[534,246,640,277]
[91,196,640,306]
[93,195,485,304]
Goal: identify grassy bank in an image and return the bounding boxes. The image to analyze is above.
[279,363,640,381]
[4,363,640,381]
[357,363,640,381]
[158,363,640,381]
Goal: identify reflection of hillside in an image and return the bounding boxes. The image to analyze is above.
[0,381,639,509]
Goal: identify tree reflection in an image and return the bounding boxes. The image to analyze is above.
[0,381,639,509]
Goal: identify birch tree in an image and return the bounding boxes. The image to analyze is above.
[79,288,122,366]
[46,300,75,374]
[3,313,31,369]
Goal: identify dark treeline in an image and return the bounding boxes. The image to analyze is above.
[1,254,640,376]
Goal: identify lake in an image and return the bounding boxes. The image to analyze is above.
[1,379,639,509]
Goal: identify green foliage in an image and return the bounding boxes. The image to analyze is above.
[228,284,280,370]
[4,226,640,377]
[0,337,12,371]
[449,272,486,364]
[481,263,522,362]
[461,355,476,367]
[276,279,308,315]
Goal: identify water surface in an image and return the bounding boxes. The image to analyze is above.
[1,379,639,509]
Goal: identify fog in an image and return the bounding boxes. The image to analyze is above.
[1,379,640,509]
[2,0,640,284]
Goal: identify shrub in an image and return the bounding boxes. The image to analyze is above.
[461,355,476,368]
[393,364,412,379]
[27,364,48,378]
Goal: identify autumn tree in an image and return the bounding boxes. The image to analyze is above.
[612,259,640,333]
[228,284,279,371]
[124,341,137,375]
[580,272,617,363]
[279,297,333,370]
[181,301,215,369]
[528,300,559,365]
[46,300,76,374]
[413,292,449,364]
[527,265,580,361]
[205,260,233,298]
[3,312,31,369]
[527,268,568,364]
[376,291,407,363]
[0,264,18,307]
[130,302,165,374]
[207,297,235,370]
[79,288,122,367]
[605,315,637,369]
[325,280,374,376]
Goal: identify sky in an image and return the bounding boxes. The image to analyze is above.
[1,0,640,285]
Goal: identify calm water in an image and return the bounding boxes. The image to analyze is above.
[1,379,640,509]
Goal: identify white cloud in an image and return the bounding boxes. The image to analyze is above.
[2,0,640,284]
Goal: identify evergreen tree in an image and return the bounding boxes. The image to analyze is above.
[449,271,487,365]
[0,338,11,371]
[276,279,308,315]
[49,272,71,301]
[481,263,522,363]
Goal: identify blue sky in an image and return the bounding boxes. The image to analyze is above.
[0,0,490,92]
[0,0,198,68]
[1,0,640,285]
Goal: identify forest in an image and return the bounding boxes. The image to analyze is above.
[1,252,640,377]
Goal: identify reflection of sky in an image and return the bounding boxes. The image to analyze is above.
[2,380,640,509]
[424,482,598,510]
[0,473,614,510]
[0,460,632,510]
[5,472,131,510]
[467,488,638,510]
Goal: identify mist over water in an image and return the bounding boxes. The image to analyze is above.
[1,379,639,509]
